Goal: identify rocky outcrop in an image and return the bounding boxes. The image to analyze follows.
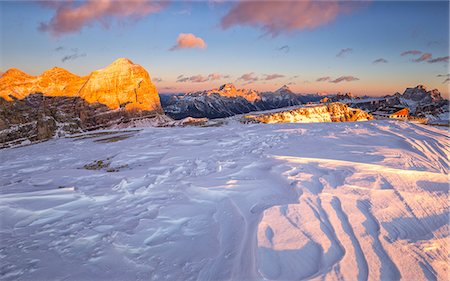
[242,102,373,124]
[400,85,443,103]
[0,93,162,148]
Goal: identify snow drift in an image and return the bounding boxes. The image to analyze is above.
[0,120,448,280]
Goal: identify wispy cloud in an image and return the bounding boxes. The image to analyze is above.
[428,56,449,63]
[437,74,450,77]
[401,50,422,56]
[170,33,207,51]
[330,76,359,83]
[413,53,432,62]
[444,78,450,83]
[177,73,228,83]
[62,52,87,63]
[316,76,331,82]
[336,48,353,58]
[263,74,285,80]
[208,73,230,80]
[237,72,259,83]
[39,0,168,36]
[153,77,162,83]
[277,45,290,53]
[373,58,388,64]
[220,0,364,37]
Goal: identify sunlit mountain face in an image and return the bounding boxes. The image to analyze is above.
[1,1,449,281]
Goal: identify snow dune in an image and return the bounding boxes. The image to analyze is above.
[0,120,448,280]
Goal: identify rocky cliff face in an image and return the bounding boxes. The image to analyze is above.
[242,102,373,124]
[0,58,163,147]
[79,58,161,111]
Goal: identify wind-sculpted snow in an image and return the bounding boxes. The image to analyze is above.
[0,121,448,280]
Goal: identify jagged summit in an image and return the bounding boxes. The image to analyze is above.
[2,68,32,78]
[110,58,134,65]
[402,85,442,103]
[275,85,293,94]
[0,58,162,111]
[218,83,237,92]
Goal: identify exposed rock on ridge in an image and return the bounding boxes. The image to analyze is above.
[242,102,373,124]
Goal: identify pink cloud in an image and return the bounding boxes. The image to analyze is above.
[220,0,363,36]
[237,72,258,83]
[264,74,285,80]
[170,33,207,51]
[177,73,228,83]
[413,53,432,62]
[428,56,449,63]
[208,73,230,80]
[401,50,422,56]
[330,76,359,83]
[316,76,331,82]
[39,0,167,36]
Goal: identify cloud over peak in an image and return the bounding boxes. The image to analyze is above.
[170,33,207,51]
[39,0,167,36]
[220,0,362,37]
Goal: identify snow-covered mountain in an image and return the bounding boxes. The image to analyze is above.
[162,84,322,119]
[341,85,449,124]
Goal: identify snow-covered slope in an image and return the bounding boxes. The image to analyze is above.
[0,121,448,280]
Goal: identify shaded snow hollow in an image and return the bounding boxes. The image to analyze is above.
[0,121,448,280]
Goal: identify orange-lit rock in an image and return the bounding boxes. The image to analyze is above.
[208,83,260,102]
[79,58,161,111]
[243,102,373,124]
[0,58,162,112]
[0,68,36,101]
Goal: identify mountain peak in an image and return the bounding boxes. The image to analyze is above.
[3,68,31,78]
[110,58,135,66]
[275,84,293,94]
[218,83,237,92]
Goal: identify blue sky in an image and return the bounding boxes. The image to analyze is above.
[1,1,449,97]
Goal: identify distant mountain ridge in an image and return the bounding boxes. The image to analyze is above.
[338,85,448,124]
[162,84,322,119]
